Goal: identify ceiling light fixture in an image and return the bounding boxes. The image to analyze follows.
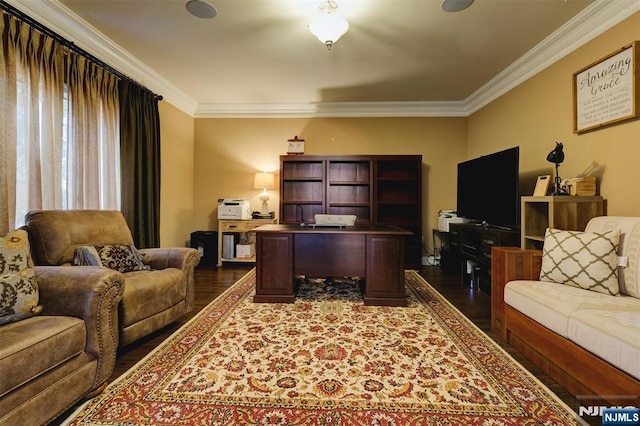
[186,0,218,19]
[441,0,474,13]
[308,0,349,50]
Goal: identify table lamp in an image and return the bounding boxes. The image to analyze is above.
[253,172,275,215]
[546,142,566,195]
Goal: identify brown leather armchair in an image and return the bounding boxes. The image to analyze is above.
[0,265,124,426]
[24,210,200,347]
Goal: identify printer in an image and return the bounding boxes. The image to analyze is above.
[218,198,251,220]
[438,210,470,232]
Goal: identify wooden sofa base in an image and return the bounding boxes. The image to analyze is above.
[505,305,640,406]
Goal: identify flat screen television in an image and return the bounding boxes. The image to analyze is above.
[456,146,520,230]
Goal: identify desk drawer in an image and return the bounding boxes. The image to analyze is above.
[220,221,258,232]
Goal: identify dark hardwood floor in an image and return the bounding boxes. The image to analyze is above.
[53,264,583,425]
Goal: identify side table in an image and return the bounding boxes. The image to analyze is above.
[217,218,277,266]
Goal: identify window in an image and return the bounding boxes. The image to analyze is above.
[3,20,121,231]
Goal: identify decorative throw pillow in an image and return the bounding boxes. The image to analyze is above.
[73,246,103,266]
[0,229,44,325]
[540,228,620,296]
[94,245,150,273]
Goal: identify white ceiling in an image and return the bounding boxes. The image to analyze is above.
[6,0,639,117]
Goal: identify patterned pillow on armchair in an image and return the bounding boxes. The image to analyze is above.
[94,245,151,273]
[0,229,44,325]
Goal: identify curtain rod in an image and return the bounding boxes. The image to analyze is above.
[0,0,163,101]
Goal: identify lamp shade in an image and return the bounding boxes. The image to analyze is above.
[253,172,275,190]
[309,12,349,49]
[546,142,565,164]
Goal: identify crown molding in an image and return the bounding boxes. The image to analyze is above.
[5,0,639,118]
[465,0,640,115]
[194,101,469,118]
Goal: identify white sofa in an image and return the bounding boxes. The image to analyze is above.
[495,216,640,406]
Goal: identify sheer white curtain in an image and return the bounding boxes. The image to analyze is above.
[1,10,120,235]
[66,56,120,209]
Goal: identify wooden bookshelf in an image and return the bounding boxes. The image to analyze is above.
[279,155,422,268]
[521,196,605,249]
[280,158,325,224]
[327,159,372,224]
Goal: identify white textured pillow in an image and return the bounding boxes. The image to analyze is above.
[540,228,620,296]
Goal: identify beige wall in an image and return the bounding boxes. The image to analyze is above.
[159,102,196,246]
[193,117,467,247]
[160,12,639,251]
[468,12,640,215]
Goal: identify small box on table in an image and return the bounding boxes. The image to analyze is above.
[566,176,596,196]
[236,242,255,258]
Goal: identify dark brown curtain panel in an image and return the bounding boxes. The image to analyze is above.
[119,79,160,248]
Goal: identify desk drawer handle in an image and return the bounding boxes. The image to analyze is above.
[228,225,238,229]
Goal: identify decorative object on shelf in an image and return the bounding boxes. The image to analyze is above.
[573,41,639,134]
[253,172,276,215]
[308,0,349,50]
[546,142,567,196]
[565,176,597,196]
[533,175,551,196]
[286,135,305,154]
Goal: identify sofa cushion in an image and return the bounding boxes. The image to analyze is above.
[94,245,150,273]
[568,302,640,380]
[0,229,43,325]
[585,216,640,299]
[504,280,608,338]
[119,268,186,327]
[0,315,86,396]
[72,246,103,266]
[540,228,620,296]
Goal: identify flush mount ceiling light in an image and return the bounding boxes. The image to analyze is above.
[186,0,218,19]
[441,0,474,12]
[308,0,349,50]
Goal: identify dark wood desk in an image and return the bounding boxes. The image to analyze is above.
[253,224,411,306]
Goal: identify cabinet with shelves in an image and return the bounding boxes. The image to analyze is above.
[449,223,520,294]
[280,158,325,224]
[327,159,372,224]
[374,157,422,266]
[279,155,422,268]
[521,196,605,249]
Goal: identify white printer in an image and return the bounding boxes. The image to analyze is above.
[217,198,251,220]
[438,210,470,232]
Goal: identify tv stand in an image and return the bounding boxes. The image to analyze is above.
[488,223,514,231]
[448,222,519,294]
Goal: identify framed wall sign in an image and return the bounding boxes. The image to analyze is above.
[573,41,640,134]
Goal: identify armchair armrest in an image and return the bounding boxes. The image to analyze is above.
[138,248,200,312]
[35,266,125,388]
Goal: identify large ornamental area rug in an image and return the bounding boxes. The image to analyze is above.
[65,270,580,425]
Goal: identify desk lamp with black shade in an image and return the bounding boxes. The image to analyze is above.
[546,142,568,195]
